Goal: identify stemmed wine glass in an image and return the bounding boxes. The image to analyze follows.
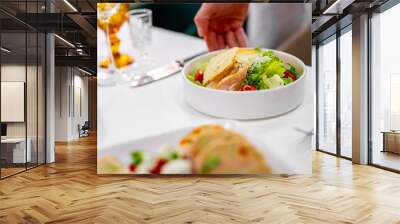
[98,3,135,85]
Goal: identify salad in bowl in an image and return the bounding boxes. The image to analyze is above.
[182,47,306,119]
[187,47,302,91]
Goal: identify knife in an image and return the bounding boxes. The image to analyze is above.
[130,51,208,87]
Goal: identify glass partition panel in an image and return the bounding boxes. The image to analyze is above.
[38,32,45,165]
[339,29,352,158]
[317,37,337,154]
[1,30,27,177]
[26,0,39,169]
[371,3,400,171]
[0,0,47,179]
[27,30,38,169]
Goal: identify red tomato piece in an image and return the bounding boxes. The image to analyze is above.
[239,85,257,91]
[150,159,167,174]
[283,70,296,81]
[129,164,137,172]
[194,69,204,82]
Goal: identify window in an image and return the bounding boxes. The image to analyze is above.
[389,74,400,130]
[316,25,353,159]
[339,28,352,158]
[370,2,400,171]
[317,36,337,154]
[0,0,47,179]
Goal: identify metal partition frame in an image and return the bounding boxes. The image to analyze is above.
[315,24,353,161]
[0,0,48,180]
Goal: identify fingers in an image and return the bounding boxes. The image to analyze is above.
[217,34,225,49]
[204,31,219,51]
[194,4,210,38]
[224,28,248,48]
[225,30,239,48]
[205,32,226,51]
[204,28,249,50]
[195,3,249,51]
[234,28,249,47]
[194,16,208,37]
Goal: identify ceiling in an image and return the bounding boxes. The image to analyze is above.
[310,0,391,43]
[0,0,394,73]
[0,0,96,73]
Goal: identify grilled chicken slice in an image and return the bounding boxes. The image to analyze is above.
[215,63,249,91]
[205,65,235,89]
[203,47,238,85]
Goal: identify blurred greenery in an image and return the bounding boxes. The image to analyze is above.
[130,3,201,37]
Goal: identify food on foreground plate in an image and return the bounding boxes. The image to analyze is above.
[97,156,128,174]
[128,147,191,174]
[98,125,271,174]
[187,48,301,91]
[180,124,271,174]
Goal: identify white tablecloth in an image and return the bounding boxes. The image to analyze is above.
[98,27,314,173]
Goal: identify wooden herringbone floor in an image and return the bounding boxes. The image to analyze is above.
[1,135,400,224]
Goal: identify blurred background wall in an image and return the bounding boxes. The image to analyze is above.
[247,3,311,65]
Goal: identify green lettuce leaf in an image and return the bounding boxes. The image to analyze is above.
[201,156,220,173]
[131,151,143,165]
[282,77,294,85]
[245,50,286,90]
[263,60,286,78]
[261,74,284,89]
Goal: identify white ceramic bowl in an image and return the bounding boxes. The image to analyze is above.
[182,49,307,120]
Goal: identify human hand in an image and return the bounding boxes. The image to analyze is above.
[194,3,249,51]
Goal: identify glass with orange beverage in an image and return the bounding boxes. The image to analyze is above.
[98,3,135,85]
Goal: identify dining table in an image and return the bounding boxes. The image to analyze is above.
[97,26,314,173]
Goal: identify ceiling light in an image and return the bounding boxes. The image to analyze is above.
[323,0,354,15]
[63,0,78,12]
[1,47,11,53]
[323,0,341,14]
[78,67,93,76]
[54,34,75,48]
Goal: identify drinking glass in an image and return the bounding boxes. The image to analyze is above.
[97,3,119,86]
[127,9,153,75]
[98,3,134,85]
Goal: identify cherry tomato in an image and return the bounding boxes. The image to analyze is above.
[283,70,296,81]
[194,69,204,82]
[129,164,137,172]
[240,85,257,91]
[150,159,167,174]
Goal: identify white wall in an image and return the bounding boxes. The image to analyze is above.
[1,65,39,138]
[1,63,46,163]
[247,3,312,65]
[55,66,70,141]
[71,74,89,138]
[54,67,89,141]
